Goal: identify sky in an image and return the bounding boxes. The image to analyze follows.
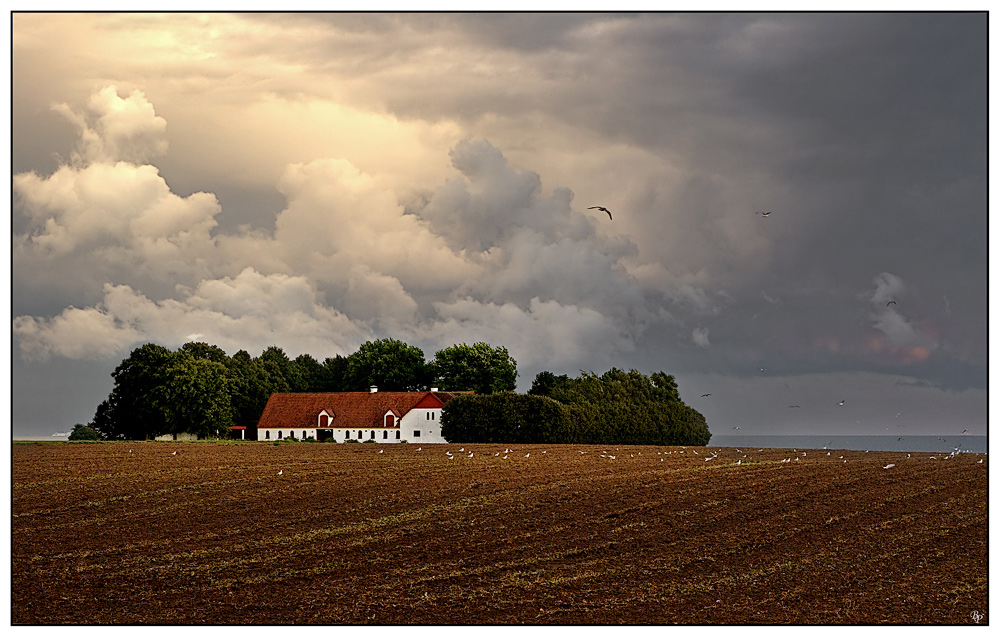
[9,12,989,438]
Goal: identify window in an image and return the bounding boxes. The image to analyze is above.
[303,430,307,439]
[265,431,270,440]
[396,431,400,439]
[386,413,395,428]
[278,431,283,439]
[345,430,350,439]
[383,431,388,439]
[358,430,363,439]
[414,430,421,437]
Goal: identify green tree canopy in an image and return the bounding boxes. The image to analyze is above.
[153,353,234,438]
[432,342,517,394]
[91,343,174,440]
[344,338,430,391]
[444,368,709,446]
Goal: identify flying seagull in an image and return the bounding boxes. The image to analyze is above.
[887,300,896,306]
[756,211,771,217]
[588,206,612,220]
[838,400,845,406]
[701,393,712,397]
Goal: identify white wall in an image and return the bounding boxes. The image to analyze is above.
[258,407,446,443]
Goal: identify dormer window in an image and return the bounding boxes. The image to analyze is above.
[385,412,396,428]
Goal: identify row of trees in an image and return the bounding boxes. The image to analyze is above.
[90,339,517,440]
[441,368,710,446]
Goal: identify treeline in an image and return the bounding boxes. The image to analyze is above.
[441,369,710,446]
[90,339,517,440]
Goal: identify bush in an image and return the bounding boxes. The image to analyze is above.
[68,424,100,441]
[441,370,710,446]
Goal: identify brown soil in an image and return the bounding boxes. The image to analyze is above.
[12,442,988,625]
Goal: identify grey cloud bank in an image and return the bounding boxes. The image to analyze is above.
[11,13,987,437]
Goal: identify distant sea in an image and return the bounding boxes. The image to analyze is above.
[708,434,987,454]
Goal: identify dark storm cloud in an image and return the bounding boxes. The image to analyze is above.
[11,13,986,436]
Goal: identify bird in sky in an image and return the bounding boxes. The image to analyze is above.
[788,405,800,408]
[756,211,771,217]
[588,206,612,220]
[732,426,740,430]
[838,400,845,406]
[701,393,712,397]
[887,300,896,306]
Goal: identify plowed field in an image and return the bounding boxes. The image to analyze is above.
[12,442,988,625]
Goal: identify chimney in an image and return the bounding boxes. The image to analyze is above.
[369,385,378,393]
[431,387,439,392]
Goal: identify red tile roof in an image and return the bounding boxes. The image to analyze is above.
[256,391,469,430]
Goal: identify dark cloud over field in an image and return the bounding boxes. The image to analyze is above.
[11,13,987,436]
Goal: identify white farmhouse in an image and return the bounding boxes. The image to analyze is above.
[255,387,469,443]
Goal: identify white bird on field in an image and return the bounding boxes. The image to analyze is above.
[503,455,508,460]
[883,464,895,469]
[278,469,283,476]
[379,449,384,454]
[459,448,464,452]
[525,453,530,458]
[172,451,177,455]
[468,453,474,458]
[417,447,421,451]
